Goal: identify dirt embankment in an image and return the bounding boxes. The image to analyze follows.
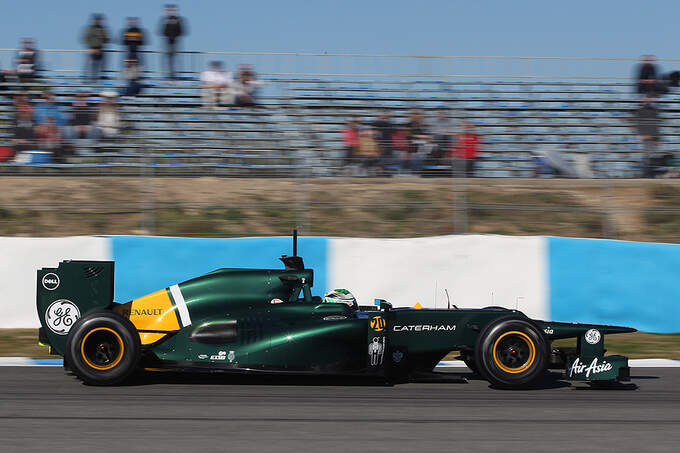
[1,177,679,242]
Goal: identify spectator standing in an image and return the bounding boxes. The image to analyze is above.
[636,55,662,97]
[82,14,110,81]
[200,61,233,107]
[15,38,40,83]
[121,17,147,65]
[450,122,481,177]
[341,118,360,167]
[67,92,97,140]
[373,111,394,168]
[432,110,453,157]
[95,91,122,138]
[122,57,144,97]
[357,127,380,174]
[159,4,186,79]
[634,97,661,178]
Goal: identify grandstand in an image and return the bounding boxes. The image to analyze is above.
[1,50,679,177]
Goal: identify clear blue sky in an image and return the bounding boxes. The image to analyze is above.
[0,0,673,56]
[0,0,676,79]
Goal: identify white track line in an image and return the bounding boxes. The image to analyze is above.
[0,358,678,367]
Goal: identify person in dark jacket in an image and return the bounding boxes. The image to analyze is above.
[121,17,146,66]
[15,38,40,83]
[636,55,663,97]
[67,92,97,140]
[82,14,110,81]
[634,97,662,177]
[13,104,36,156]
[159,4,186,79]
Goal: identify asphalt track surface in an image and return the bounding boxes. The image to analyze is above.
[1,367,679,453]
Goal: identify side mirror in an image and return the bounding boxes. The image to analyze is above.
[374,299,392,312]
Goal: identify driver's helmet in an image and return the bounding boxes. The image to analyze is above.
[323,289,358,310]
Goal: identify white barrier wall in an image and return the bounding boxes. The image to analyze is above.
[328,235,549,319]
[0,237,111,328]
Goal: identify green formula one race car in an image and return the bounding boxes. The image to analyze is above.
[36,232,635,388]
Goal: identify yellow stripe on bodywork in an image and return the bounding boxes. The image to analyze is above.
[114,289,180,345]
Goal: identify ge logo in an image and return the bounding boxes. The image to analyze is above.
[42,273,60,291]
[45,300,80,335]
[584,329,601,345]
[370,316,386,332]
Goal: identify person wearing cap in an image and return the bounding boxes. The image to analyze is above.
[200,61,233,108]
[159,4,187,79]
[82,14,110,81]
[121,17,147,66]
[95,91,121,138]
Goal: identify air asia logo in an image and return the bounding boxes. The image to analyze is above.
[370,316,386,332]
[393,325,456,332]
[568,357,613,378]
[368,337,385,366]
[45,300,80,335]
[584,329,601,345]
[42,273,60,291]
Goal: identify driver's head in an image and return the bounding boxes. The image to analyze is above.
[323,289,358,310]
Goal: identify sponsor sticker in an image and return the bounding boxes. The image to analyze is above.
[392,350,403,364]
[568,357,613,378]
[584,329,601,345]
[45,299,80,335]
[210,351,227,361]
[323,315,347,321]
[368,337,385,366]
[228,351,235,363]
[544,327,554,335]
[370,316,386,332]
[198,354,208,360]
[42,273,60,291]
[392,324,456,332]
[270,298,284,304]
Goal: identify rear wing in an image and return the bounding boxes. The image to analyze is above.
[36,260,115,355]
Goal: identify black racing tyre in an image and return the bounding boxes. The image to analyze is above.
[65,310,141,386]
[474,315,549,389]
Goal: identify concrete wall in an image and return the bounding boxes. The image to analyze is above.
[3,234,678,332]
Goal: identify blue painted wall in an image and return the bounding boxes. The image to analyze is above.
[548,237,680,333]
[110,236,328,303]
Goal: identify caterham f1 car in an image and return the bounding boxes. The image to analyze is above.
[37,232,635,388]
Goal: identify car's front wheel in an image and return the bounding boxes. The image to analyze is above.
[65,310,140,386]
[474,315,548,389]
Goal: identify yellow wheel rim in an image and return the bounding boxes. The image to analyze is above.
[80,327,125,371]
[492,331,536,374]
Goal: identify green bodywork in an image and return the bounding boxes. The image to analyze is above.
[36,254,635,382]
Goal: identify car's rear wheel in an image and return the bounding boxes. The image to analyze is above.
[474,316,548,389]
[65,310,140,386]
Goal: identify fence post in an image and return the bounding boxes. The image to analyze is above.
[601,178,616,239]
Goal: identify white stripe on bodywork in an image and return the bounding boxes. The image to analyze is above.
[169,284,192,327]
